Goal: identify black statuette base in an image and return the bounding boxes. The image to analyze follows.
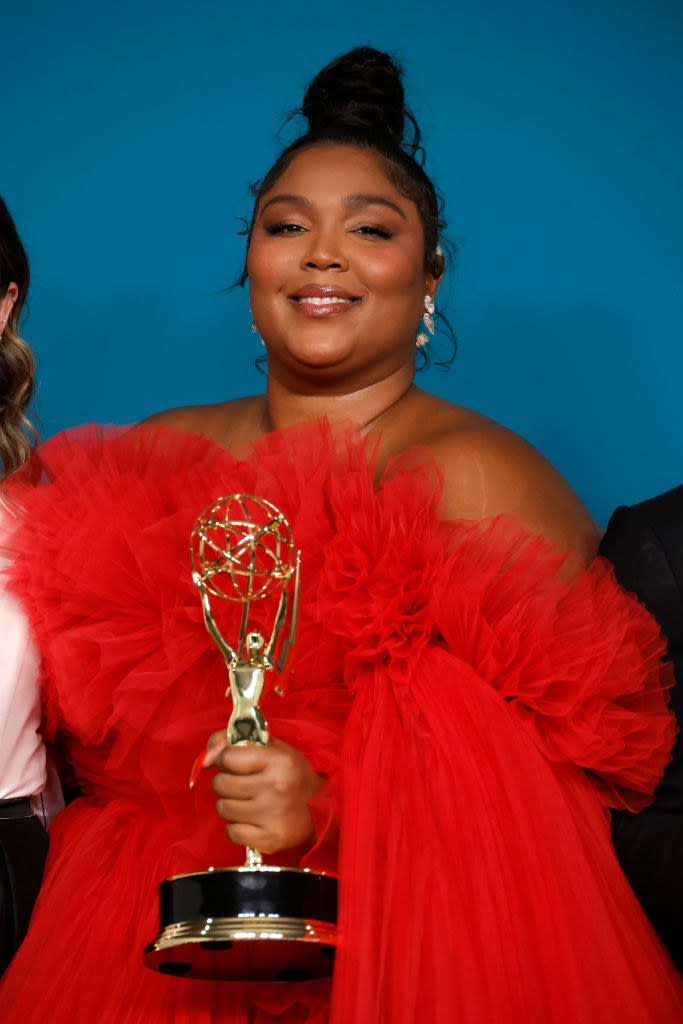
[143,866,337,982]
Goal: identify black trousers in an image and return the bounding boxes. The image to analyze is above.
[0,798,49,975]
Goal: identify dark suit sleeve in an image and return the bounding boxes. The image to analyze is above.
[599,503,683,970]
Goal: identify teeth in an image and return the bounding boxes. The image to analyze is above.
[297,296,351,305]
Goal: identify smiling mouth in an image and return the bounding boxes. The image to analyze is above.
[289,293,360,317]
[296,296,354,306]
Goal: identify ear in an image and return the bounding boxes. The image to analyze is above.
[425,248,445,299]
[0,281,19,329]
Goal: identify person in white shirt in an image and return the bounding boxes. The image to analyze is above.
[0,195,61,973]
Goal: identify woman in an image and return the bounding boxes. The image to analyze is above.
[0,196,36,477]
[0,196,53,975]
[0,49,681,1021]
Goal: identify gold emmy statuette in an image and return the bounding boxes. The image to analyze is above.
[143,495,337,981]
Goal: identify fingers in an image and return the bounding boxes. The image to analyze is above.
[220,813,301,856]
[214,792,282,855]
[224,822,274,853]
[191,735,269,788]
[194,731,323,854]
[217,744,270,775]
[202,730,230,768]
[189,731,227,787]
[215,794,267,825]
[212,770,263,802]
[202,740,273,799]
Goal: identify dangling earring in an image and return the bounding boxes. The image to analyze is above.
[423,294,435,335]
[250,312,265,345]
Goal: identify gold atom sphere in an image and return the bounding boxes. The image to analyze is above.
[191,494,296,602]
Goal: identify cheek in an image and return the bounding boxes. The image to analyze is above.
[362,247,424,298]
[247,241,294,292]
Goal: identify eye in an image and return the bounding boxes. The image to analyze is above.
[353,224,394,240]
[264,221,306,235]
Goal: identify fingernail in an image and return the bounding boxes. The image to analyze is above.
[189,749,208,789]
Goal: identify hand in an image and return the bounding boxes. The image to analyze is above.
[204,733,324,855]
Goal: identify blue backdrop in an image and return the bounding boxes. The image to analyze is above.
[3,0,681,524]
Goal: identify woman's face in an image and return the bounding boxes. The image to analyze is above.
[247,143,440,391]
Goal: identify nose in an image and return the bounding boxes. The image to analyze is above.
[301,227,348,272]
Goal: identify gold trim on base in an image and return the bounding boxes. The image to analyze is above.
[148,915,336,949]
[164,864,329,882]
[144,916,337,981]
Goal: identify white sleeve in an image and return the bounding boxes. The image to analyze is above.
[0,552,47,802]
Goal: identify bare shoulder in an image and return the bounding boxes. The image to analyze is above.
[143,396,265,448]
[405,393,599,560]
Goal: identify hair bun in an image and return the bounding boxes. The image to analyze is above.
[302,47,406,146]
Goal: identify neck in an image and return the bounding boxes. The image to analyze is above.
[262,362,416,436]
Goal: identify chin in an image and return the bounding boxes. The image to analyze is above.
[282,340,356,371]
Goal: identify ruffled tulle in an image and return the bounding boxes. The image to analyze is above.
[0,420,680,1022]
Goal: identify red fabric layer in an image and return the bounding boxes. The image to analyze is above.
[0,420,680,1023]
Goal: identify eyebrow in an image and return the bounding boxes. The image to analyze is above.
[342,194,407,220]
[260,194,313,214]
[259,192,407,220]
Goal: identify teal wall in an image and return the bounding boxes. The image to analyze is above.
[3,0,682,524]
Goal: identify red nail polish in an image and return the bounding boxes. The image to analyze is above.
[188,749,207,789]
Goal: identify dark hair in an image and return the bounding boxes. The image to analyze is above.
[0,197,37,480]
[241,47,456,368]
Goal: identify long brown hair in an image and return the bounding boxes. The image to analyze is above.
[0,197,37,480]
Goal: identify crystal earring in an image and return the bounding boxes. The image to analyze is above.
[423,295,435,335]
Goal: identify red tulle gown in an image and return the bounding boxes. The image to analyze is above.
[0,421,681,1023]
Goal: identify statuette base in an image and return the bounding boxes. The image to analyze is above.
[143,865,337,981]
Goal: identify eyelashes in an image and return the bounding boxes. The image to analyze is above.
[263,222,394,240]
[355,224,393,239]
[265,222,305,235]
